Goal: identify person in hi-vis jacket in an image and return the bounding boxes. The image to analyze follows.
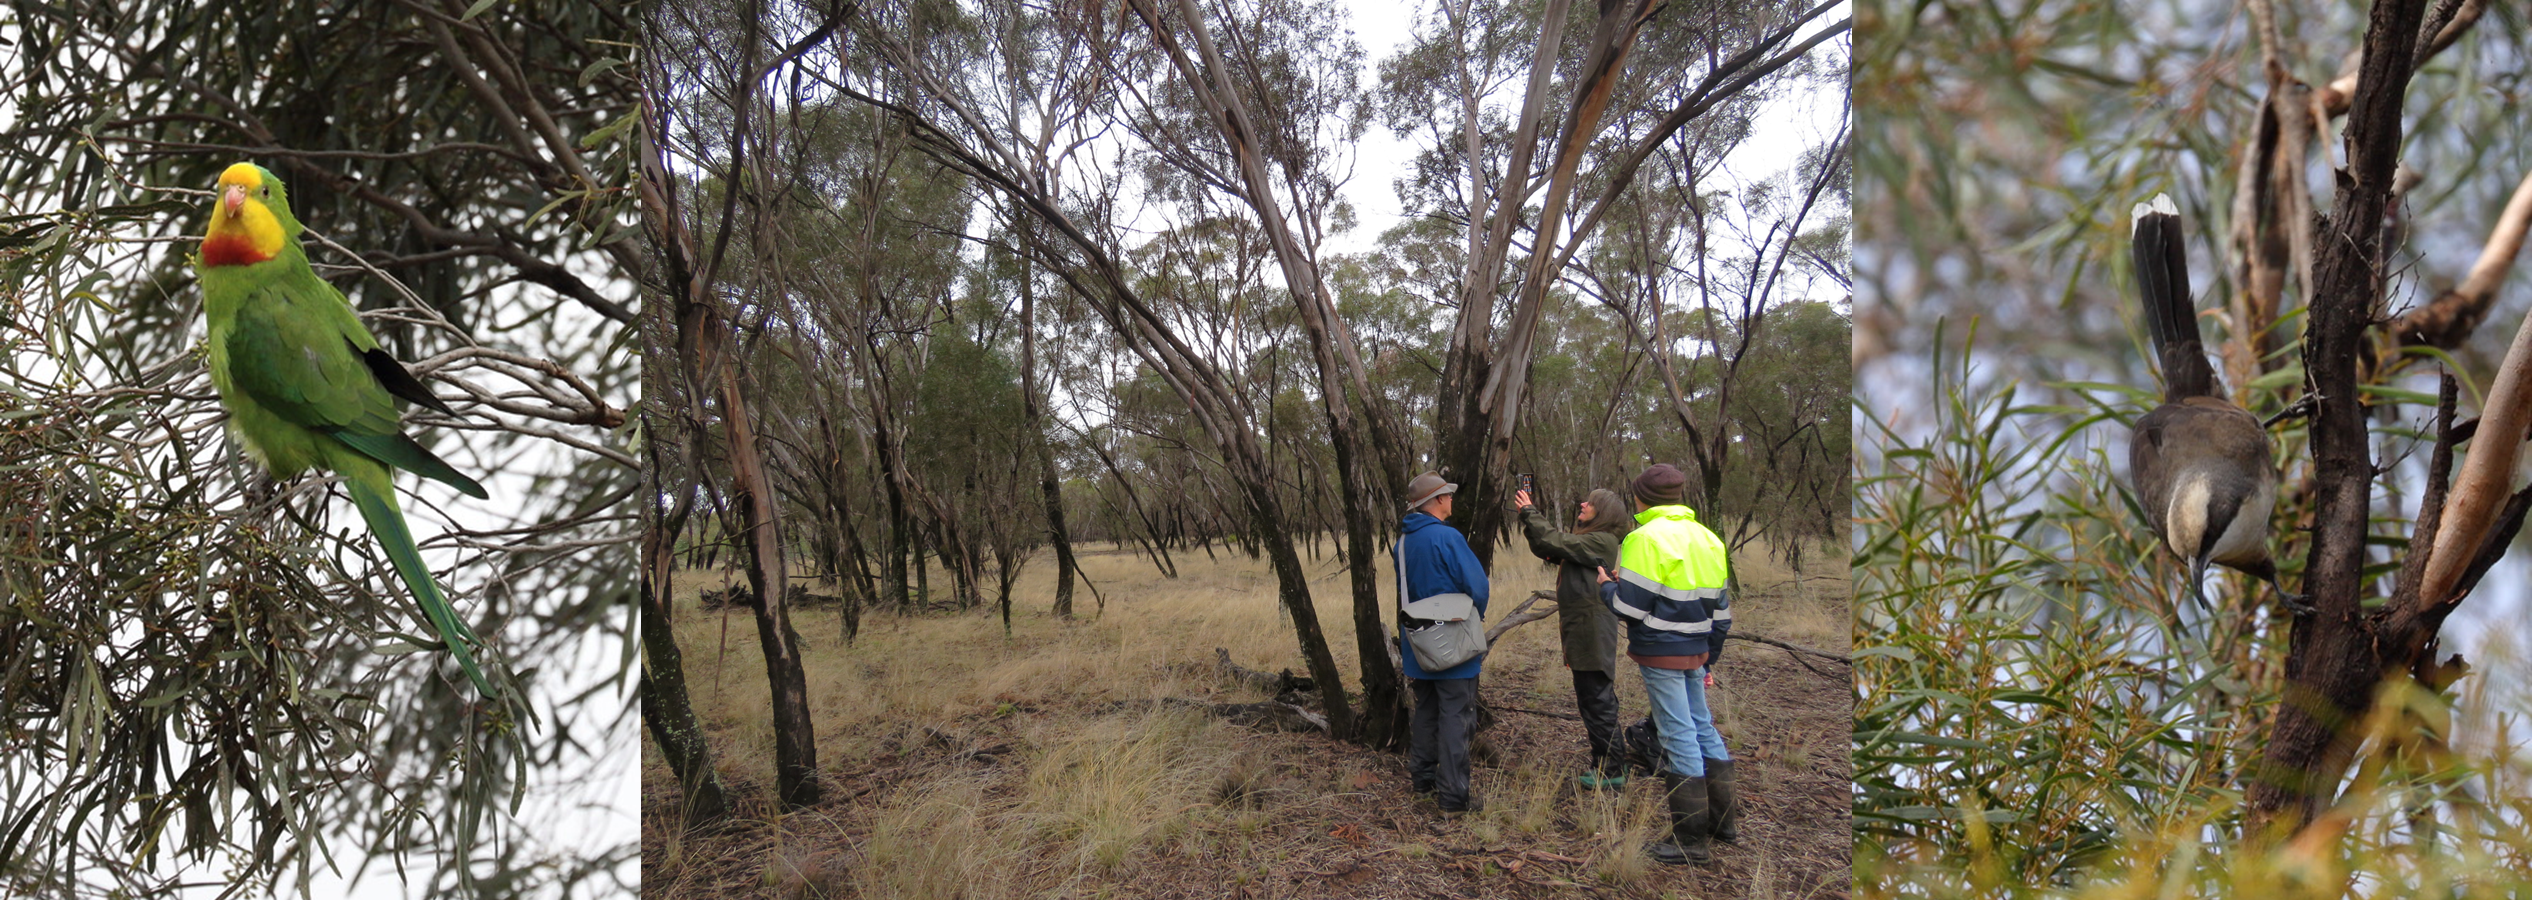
[1597,463,1738,866]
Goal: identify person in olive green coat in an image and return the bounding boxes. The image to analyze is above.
[1515,486,1634,788]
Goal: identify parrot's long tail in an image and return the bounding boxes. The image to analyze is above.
[346,467,495,698]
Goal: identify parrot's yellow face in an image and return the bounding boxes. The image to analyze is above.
[202,163,286,267]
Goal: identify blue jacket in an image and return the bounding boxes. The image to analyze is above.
[1396,512,1490,680]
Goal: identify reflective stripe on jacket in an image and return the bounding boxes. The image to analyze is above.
[1601,504,1731,660]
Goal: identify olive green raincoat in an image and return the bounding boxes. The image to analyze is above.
[1517,506,1625,672]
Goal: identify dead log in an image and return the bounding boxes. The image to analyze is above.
[697,585,749,610]
[1092,696,1333,734]
[1213,648,1315,696]
[1161,697,1330,733]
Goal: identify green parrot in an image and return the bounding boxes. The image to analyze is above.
[193,161,496,698]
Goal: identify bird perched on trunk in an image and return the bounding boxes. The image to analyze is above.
[2127,193,2307,616]
[193,162,497,697]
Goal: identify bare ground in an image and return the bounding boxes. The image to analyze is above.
[643,544,1849,899]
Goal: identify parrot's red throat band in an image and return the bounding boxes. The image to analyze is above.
[201,231,276,266]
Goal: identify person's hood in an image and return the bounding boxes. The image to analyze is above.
[1402,512,1448,534]
[1634,504,1697,525]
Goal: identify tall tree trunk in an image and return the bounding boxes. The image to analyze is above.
[1016,216,1080,619]
[1132,0,1409,747]
[913,527,931,608]
[1431,0,1849,568]
[2248,0,2433,835]
[877,412,912,610]
[637,413,728,824]
[689,304,821,808]
[640,59,819,808]
[837,59,1358,739]
[821,426,875,644]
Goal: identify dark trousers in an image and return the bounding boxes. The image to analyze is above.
[1408,677,1477,807]
[1571,668,1625,776]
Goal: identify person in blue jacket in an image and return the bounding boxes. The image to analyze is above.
[1396,471,1490,813]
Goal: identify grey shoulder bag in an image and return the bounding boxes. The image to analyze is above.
[1396,542,1486,672]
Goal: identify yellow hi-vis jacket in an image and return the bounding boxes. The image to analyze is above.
[1600,504,1732,662]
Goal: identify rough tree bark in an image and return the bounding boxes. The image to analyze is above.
[2248,0,2427,835]
[635,401,728,824]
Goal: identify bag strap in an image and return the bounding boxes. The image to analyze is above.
[1394,538,1409,610]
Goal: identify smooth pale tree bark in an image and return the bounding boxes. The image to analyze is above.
[1431,0,1850,567]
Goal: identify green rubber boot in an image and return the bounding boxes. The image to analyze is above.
[1577,757,1629,791]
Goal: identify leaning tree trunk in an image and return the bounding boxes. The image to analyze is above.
[1129,0,1410,747]
[689,304,821,808]
[834,52,1359,740]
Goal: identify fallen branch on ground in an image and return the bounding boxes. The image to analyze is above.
[1730,631,1850,665]
[1095,697,1330,733]
[1213,647,1315,697]
[1165,697,1328,733]
[1214,647,1279,692]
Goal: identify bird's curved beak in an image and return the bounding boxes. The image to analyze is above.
[222,183,248,215]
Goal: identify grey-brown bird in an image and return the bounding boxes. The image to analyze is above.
[2127,194,2308,615]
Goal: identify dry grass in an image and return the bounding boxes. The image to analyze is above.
[643,535,1852,899]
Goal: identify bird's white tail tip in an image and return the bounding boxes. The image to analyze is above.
[2131,193,2179,231]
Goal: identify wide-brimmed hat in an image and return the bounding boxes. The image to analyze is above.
[1631,464,1688,505]
[1404,472,1457,512]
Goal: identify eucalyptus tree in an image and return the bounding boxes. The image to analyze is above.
[809,0,1374,739]
[1379,0,1850,566]
[1612,112,1851,558]
[642,0,846,811]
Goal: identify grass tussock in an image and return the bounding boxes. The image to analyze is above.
[1019,708,1221,874]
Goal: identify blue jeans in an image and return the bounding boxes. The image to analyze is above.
[1639,664,1729,777]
